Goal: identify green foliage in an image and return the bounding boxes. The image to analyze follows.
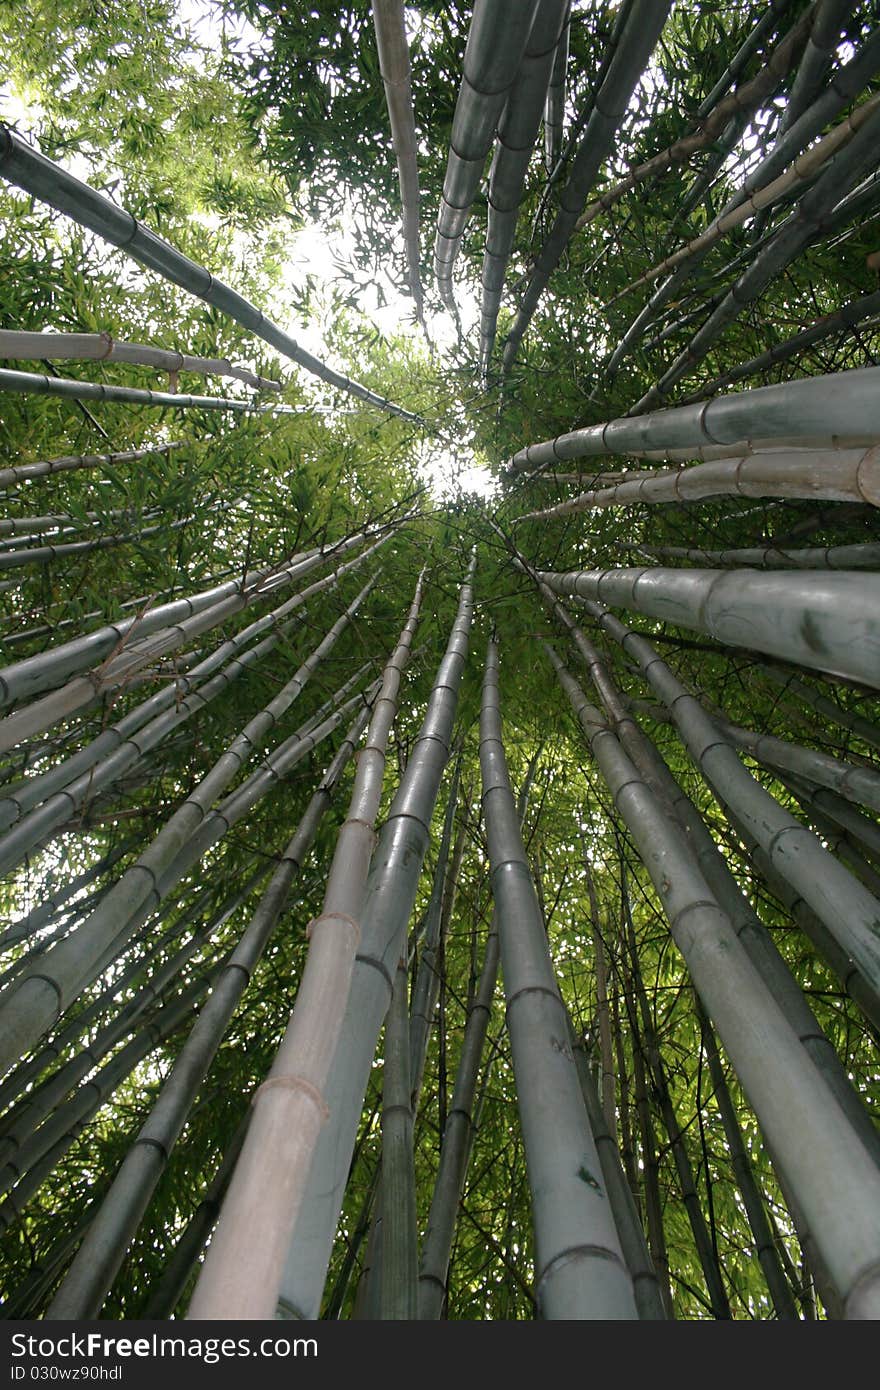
[0,0,878,1324]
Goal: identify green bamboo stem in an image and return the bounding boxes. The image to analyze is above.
[535,564,880,689]
[0,543,383,872]
[271,556,474,1323]
[632,540,880,571]
[0,329,280,392]
[0,441,183,490]
[502,0,671,371]
[696,1001,802,1320]
[515,443,880,523]
[574,5,818,239]
[0,520,397,747]
[545,645,880,1317]
[433,0,541,313]
[567,1015,668,1319]
[624,912,732,1318]
[0,126,425,425]
[139,1109,252,1319]
[555,593,880,999]
[480,636,637,1318]
[378,956,418,1319]
[0,869,268,1173]
[372,0,425,327]
[506,365,880,472]
[45,702,370,1319]
[0,587,375,1077]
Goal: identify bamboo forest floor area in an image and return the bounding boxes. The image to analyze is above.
[0,0,879,1322]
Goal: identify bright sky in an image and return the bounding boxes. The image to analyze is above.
[176,0,494,500]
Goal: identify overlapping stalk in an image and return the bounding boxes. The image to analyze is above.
[0,971,217,1224]
[545,646,880,1317]
[679,288,880,400]
[480,636,637,1318]
[0,580,377,1075]
[0,330,280,391]
[775,0,855,143]
[0,516,188,572]
[632,540,880,571]
[609,93,880,302]
[605,21,880,375]
[567,1016,667,1319]
[0,540,385,871]
[371,1,425,328]
[188,571,426,1318]
[0,366,297,416]
[417,749,538,1318]
[378,954,418,1318]
[548,592,880,991]
[0,872,268,1171]
[0,126,426,424]
[515,444,880,522]
[45,699,373,1318]
[0,520,399,747]
[695,1002,800,1320]
[0,441,182,490]
[535,564,880,688]
[631,101,880,412]
[574,4,816,239]
[501,0,671,370]
[505,364,880,471]
[433,0,540,313]
[542,3,569,171]
[479,0,569,371]
[268,556,474,1322]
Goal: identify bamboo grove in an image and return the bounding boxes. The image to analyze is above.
[0,0,878,1321]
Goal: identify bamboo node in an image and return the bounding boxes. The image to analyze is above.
[253,1074,329,1119]
[305,911,360,944]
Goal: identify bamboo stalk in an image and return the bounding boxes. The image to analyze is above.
[604,21,880,375]
[515,444,880,523]
[501,0,672,370]
[479,0,569,370]
[0,126,426,425]
[574,4,818,237]
[633,540,880,571]
[632,102,880,413]
[0,589,376,1077]
[506,364,880,471]
[608,93,880,302]
[44,704,370,1318]
[433,0,541,313]
[679,289,880,401]
[0,330,281,391]
[0,441,183,490]
[556,592,880,994]
[545,645,880,1317]
[0,543,383,871]
[543,3,570,171]
[378,955,418,1318]
[371,1,426,328]
[188,572,425,1319]
[535,564,880,689]
[0,520,399,748]
[0,365,298,415]
[0,516,189,571]
[696,1002,800,1320]
[480,636,637,1318]
[567,1015,668,1319]
[270,557,474,1323]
